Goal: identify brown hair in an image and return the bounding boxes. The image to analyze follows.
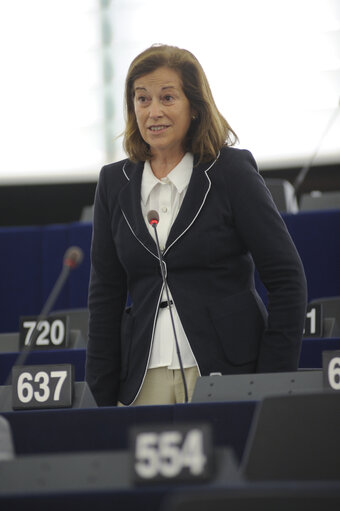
[123,44,238,163]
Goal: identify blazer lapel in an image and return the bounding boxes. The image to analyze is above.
[165,156,218,253]
[118,153,219,258]
[118,160,158,258]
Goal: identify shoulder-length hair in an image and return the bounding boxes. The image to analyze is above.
[123,44,238,164]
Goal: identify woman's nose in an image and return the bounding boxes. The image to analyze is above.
[148,99,163,118]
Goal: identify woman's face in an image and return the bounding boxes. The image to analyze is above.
[133,66,192,159]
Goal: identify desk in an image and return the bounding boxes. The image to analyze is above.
[1,337,339,386]
[3,401,256,461]
[1,400,340,511]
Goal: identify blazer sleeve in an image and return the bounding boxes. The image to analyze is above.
[85,166,128,405]
[225,149,307,372]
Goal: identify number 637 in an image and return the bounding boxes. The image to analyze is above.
[16,370,67,403]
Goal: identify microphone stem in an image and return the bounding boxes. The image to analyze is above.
[38,265,71,322]
[294,107,340,194]
[6,264,71,378]
[152,225,189,403]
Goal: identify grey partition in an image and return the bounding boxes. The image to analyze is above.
[192,370,324,403]
[0,329,85,353]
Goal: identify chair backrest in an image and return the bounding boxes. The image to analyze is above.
[0,415,15,460]
[79,204,94,222]
[0,333,19,353]
[264,178,299,213]
[309,296,340,337]
[49,308,89,342]
[300,191,340,211]
[241,392,340,481]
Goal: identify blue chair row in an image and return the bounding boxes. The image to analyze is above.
[1,209,340,334]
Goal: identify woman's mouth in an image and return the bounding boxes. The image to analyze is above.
[148,125,169,132]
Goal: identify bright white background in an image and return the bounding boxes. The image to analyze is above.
[0,0,339,184]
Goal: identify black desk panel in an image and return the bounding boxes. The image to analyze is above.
[3,401,256,462]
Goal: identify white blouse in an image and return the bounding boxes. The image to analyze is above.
[140,153,197,370]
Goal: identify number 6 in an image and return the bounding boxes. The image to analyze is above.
[328,357,340,390]
[17,372,34,403]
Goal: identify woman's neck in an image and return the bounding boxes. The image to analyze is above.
[149,151,185,179]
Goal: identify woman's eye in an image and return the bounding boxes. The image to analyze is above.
[163,95,174,102]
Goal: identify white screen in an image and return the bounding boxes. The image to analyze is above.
[0,0,339,185]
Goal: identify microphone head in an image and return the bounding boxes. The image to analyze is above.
[147,210,159,226]
[63,246,84,269]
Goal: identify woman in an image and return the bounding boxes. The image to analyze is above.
[86,44,307,407]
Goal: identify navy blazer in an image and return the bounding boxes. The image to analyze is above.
[86,146,307,406]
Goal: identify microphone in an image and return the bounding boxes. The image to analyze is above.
[7,246,84,373]
[147,210,189,403]
[63,246,84,269]
[293,100,340,196]
[147,210,160,227]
